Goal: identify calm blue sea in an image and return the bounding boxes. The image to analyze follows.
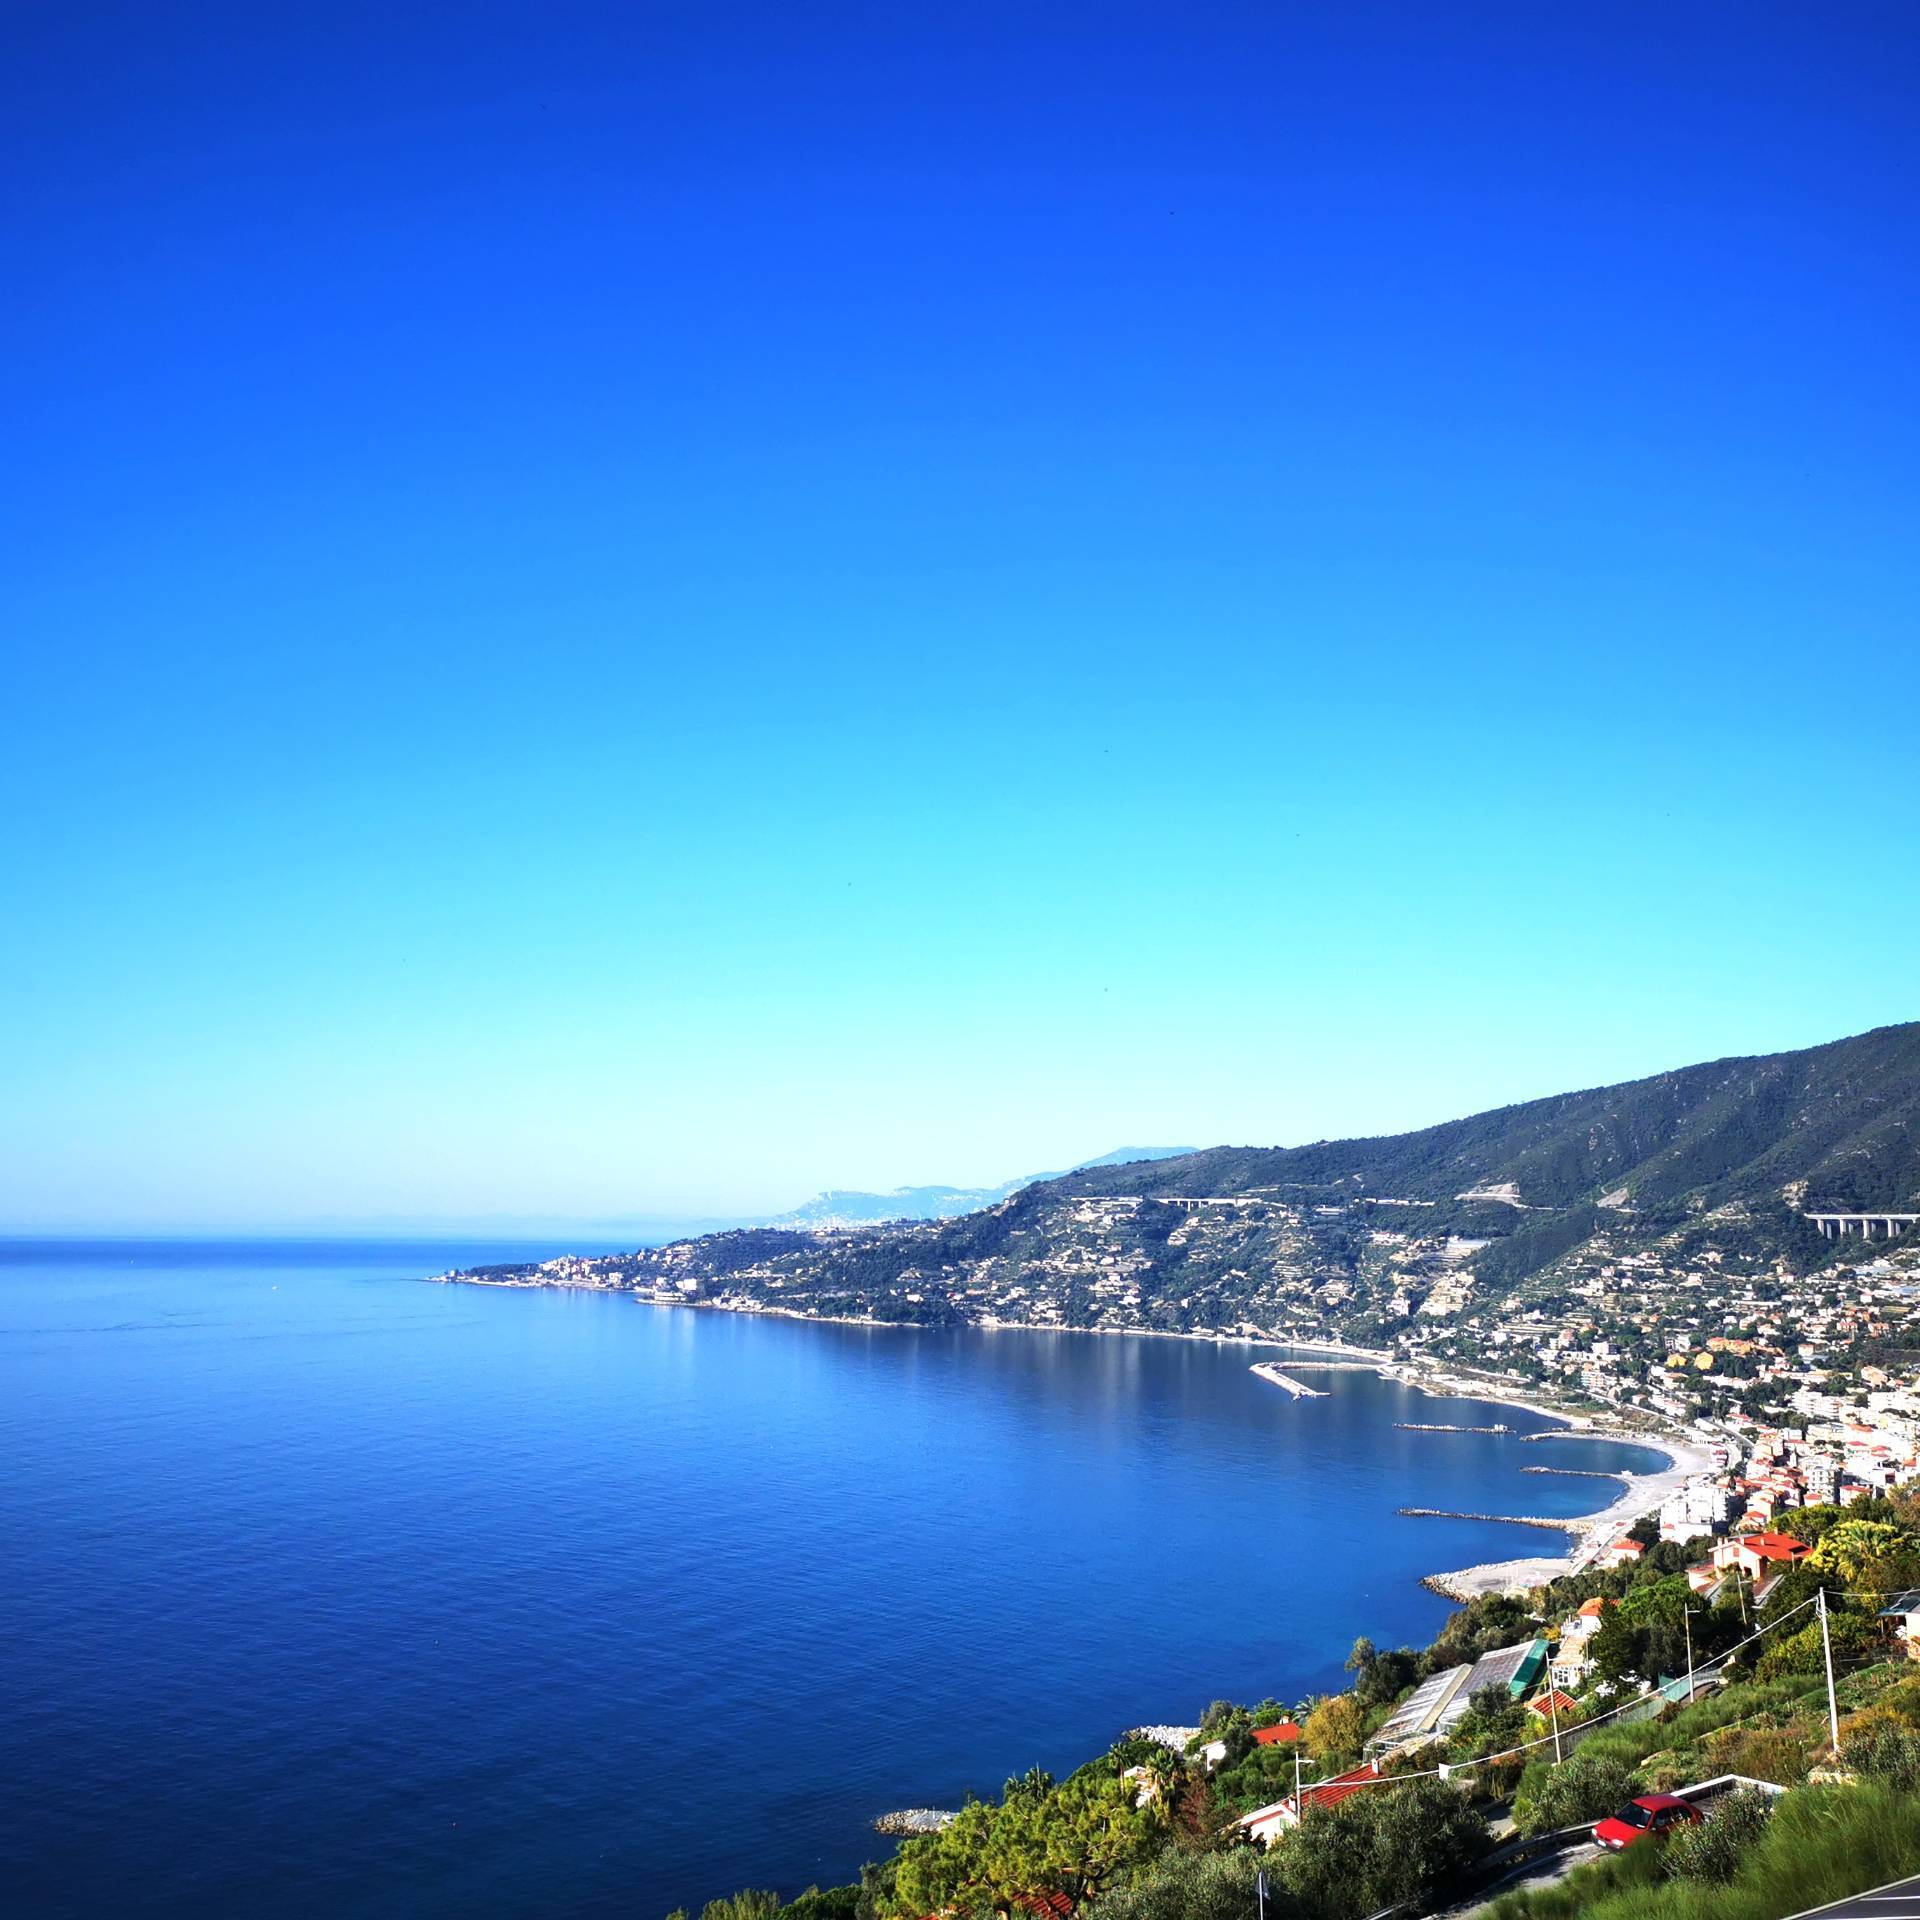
[0,1239,1666,1917]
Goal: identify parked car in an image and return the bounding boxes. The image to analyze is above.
[1594,1793,1702,1850]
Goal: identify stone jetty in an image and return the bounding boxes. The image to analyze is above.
[874,1809,957,1836]
[1397,1507,1581,1533]
[1250,1361,1326,1397]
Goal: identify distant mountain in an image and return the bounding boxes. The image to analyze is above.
[767,1148,1196,1229]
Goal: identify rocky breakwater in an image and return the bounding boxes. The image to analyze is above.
[1250,1361,1327,1398]
[874,1809,956,1836]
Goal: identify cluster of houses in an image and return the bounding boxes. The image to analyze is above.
[1237,1637,1550,1843]
[1598,1416,1920,1562]
[1229,1512,1920,1848]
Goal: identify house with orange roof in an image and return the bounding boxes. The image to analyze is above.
[1239,1760,1389,1843]
[1529,1689,1581,1722]
[1251,1720,1302,1747]
[1734,1530,1811,1583]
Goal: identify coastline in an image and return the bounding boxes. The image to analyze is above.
[1395,1391,1718,1599]
[437,1271,1709,1600]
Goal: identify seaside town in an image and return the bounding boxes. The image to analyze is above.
[444,1186,1920,1603]
[432,1040,1920,1920]
[607,1189,1920,1920]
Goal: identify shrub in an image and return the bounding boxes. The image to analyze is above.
[1277,1777,1490,1919]
[666,1895,781,1920]
[1473,1751,1528,1801]
[885,1761,1163,1916]
[1197,1699,1242,1738]
[1513,1752,1637,1836]
[1756,1610,1875,1682]
[1482,1781,1920,1920]
[1302,1691,1368,1764]
[782,1891,860,1920]
[1094,1847,1290,1920]
[1664,1788,1775,1884]
[1877,1674,1920,1727]
[1706,1725,1812,1785]
[1842,1716,1920,1790]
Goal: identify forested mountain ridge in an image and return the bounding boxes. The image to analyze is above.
[1044,1022,1920,1216]
[458,1024,1920,1354]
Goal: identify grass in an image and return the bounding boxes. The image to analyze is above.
[1576,1675,1828,1770]
[1510,1675,1832,1829]
[1483,1782,1920,1920]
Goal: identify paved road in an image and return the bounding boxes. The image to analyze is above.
[1425,1842,1601,1919]
[1786,1875,1920,1919]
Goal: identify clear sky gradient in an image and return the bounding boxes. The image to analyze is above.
[5,3,1916,1231]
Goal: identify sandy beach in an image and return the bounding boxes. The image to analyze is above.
[1416,1424,1721,1598]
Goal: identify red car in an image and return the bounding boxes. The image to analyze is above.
[1594,1793,1702,1850]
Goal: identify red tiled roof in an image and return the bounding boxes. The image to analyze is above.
[1301,1762,1383,1812]
[1740,1531,1811,1562]
[1530,1690,1581,1719]
[1014,1895,1074,1918]
[1253,1721,1302,1746]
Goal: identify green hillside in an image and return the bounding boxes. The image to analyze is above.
[462,1021,1920,1352]
[1047,1022,1920,1218]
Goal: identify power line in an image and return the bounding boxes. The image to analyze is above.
[1271,1595,1828,1808]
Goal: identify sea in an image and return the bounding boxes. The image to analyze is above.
[0,1238,1669,1918]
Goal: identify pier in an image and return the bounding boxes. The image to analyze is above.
[1397,1507,1580,1534]
[1394,1421,1510,1434]
[1250,1362,1327,1397]
[1523,1464,1630,1481]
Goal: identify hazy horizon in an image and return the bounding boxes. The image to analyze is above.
[8,1019,1914,1235]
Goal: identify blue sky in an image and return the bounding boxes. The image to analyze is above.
[5,2,1916,1231]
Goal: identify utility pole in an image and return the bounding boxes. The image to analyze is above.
[1683,1601,1696,1700]
[1818,1587,1841,1753]
[1549,1685,1562,1764]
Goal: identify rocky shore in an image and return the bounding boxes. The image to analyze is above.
[873,1809,956,1836]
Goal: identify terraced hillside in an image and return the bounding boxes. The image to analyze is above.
[457,1023,1920,1348]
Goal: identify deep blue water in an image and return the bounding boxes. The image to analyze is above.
[0,1239,1667,1917]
